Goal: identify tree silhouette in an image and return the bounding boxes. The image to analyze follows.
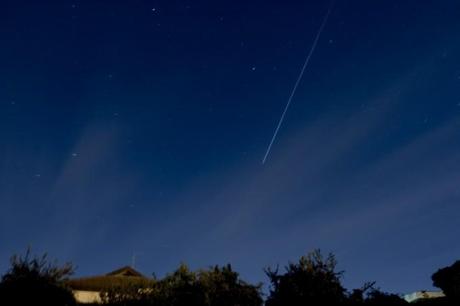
[158,263,206,306]
[0,248,76,306]
[432,260,460,302]
[199,264,263,306]
[265,249,346,306]
[347,281,407,305]
[100,263,262,306]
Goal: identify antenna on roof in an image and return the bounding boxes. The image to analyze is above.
[131,252,136,269]
[131,252,143,269]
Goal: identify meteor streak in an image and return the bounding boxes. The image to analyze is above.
[262,1,334,164]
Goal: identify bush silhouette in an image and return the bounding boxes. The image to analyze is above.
[0,249,76,306]
[1,248,456,306]
[265,249,347,306]
[347,282,407,305]
[156,263,206,306]
[432,260,460,302]
[198,264,263,306]
[100,263,262,306]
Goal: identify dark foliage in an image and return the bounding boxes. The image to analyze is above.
[100,263,263,306]
[198,264,263,306]
[265,249,347,306]
[347,282,407,305]
[414,297,456,305]
[1,248,457,306]
[0,249,76,306]
[154,263,206,306]
[432,260,460,302]
[362,288,407,305]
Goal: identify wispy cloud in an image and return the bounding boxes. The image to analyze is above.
[126,63,460,291]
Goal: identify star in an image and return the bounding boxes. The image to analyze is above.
[72,153,78,157]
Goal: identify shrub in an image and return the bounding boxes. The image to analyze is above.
[0,249,76,306]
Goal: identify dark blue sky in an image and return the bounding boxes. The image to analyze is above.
[1,0,460,295]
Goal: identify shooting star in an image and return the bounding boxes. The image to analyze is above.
[262,1,334,164]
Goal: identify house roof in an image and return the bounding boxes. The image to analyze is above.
[67,266,153,291]
[106,266,145,277]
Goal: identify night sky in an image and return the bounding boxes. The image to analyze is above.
[1,0,460,295]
